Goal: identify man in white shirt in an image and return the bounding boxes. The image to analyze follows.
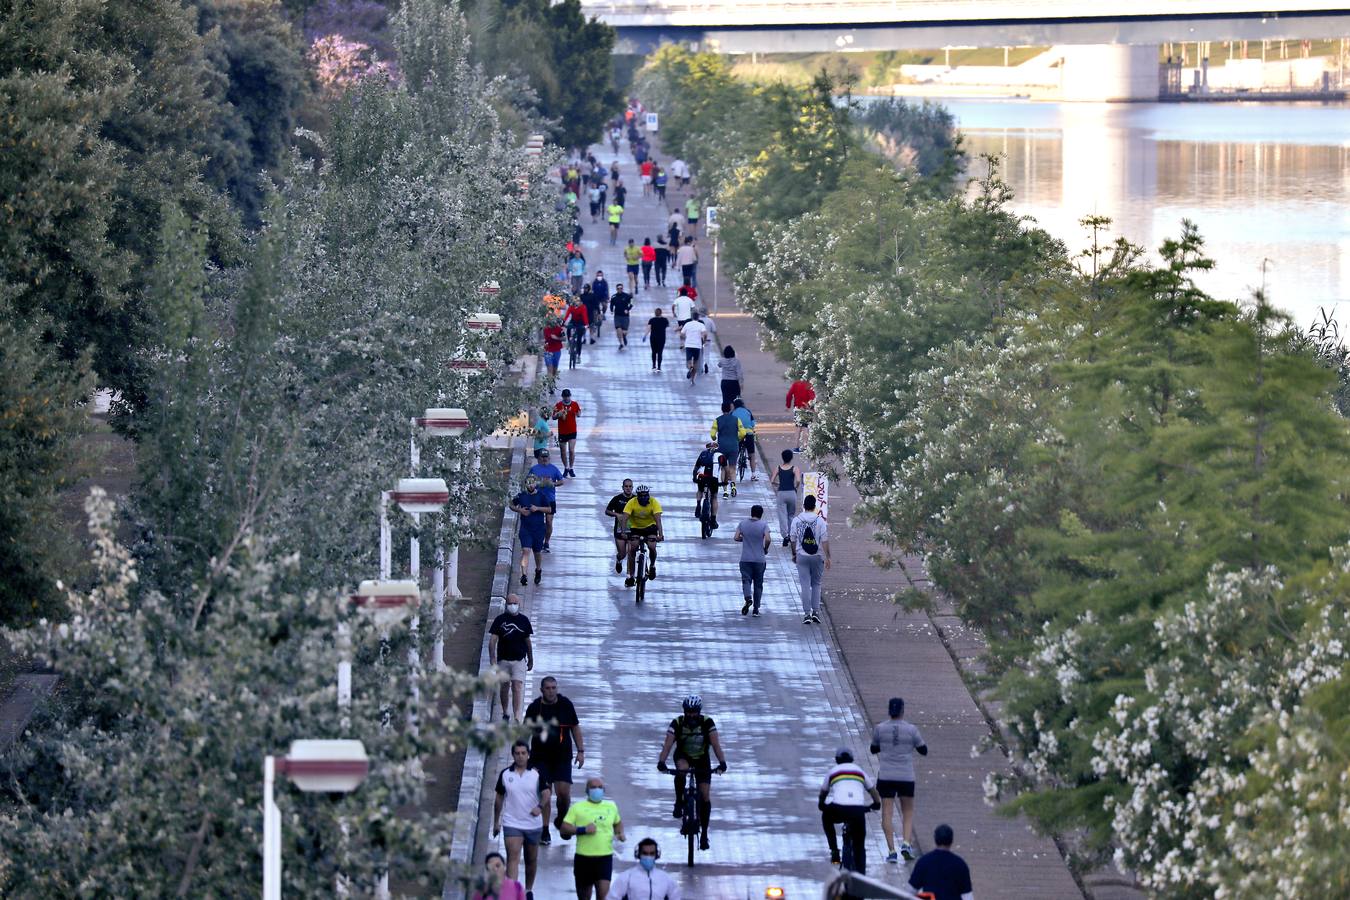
[818,747,881,872]
[492,740,551,894]
[609,837,681,899]
[679,313,708,383]
[789,494,830,624]
[674,238,698,288]
[671,292,695,328]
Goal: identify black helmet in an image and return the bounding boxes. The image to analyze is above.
[835,747,854,764]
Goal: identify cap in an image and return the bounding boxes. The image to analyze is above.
[561,389,572,397]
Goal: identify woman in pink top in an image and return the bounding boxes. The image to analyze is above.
[470,851,526,900]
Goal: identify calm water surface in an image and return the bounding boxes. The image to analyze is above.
[936,99,1350,328]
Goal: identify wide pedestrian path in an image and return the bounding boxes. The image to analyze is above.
[464,143,907,897]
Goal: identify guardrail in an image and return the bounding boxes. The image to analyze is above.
[822,870,922,899]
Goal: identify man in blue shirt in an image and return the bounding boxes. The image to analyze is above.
[710,402,746,499]
[731,398,758,482]
[909,824,974,900]
[528,449,564,552]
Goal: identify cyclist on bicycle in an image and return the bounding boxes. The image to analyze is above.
[563,295,589,364]
[819,747,881,872]
[691,442,722,530]
[731,398,758,481]
[710,402,747,498]
[618,484,663,586]
[657,695,727,851]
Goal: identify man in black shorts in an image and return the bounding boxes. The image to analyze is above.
[691,442,723,529]
[656,695,727,850]
[604,479,635,574]
[525,676,586,845]
[610,285,633,349]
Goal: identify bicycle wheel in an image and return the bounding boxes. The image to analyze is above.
[699,495,711,539]
[684,777,698,866]
[635,563,645,604]
[737,447,748,483]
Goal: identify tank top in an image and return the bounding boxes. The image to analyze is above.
[776,465,795,492]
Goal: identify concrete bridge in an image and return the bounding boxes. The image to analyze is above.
[585,0,1350,99]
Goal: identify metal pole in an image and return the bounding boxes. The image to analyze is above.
[432,544,446,673]
[337,625,352,721]
[379,492,391,580]
[408,512,421,738]
[713,238,719,315]
[409,418,419,475]
[263,756,281,900]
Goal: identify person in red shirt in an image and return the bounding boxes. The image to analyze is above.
[562,299,589,369]
[639,158,655,197]
[542,319,564,388]
[552,389,582,477]
[786,378,816,452]
[640,238,656,291]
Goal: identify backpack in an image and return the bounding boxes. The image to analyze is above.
[800,517,820,555]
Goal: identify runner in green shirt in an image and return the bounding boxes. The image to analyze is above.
[606,202,624,246]
[623,240,642,293]
[684,197,700,238]
[561,776,625,898]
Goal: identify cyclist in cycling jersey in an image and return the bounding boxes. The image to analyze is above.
[563,296,589,363]
[731,398,758,481]
[819,747,881,872]
[690,442,722,529]
[710,403,746,498]
[656,695,727,851]
[617,484,663,586]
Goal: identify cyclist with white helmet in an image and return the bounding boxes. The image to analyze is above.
[819,747,881,872]
[657,695,727,850]
[617,484,664,586]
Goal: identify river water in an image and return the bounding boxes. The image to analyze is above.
[931,99,1350,330]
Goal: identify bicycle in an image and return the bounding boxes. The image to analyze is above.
[695,484,714,539]
[629,534,660,603]
[736,439,750,486]
[677,768,698,866]
[567,327,584,369]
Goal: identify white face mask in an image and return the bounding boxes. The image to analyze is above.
[506,603,520,615]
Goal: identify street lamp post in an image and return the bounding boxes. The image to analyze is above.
[388,478,449,738]
[414,409,470,673]
[262,739,370,900]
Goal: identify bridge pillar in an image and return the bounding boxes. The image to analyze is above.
[1058,44,1159,101]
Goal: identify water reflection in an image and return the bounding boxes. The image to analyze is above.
[938,99,1350,326]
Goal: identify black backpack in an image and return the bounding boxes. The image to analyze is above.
[800,517,820,555]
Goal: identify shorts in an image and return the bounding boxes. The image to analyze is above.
[630,524,659,539]
[573,854,614,886]
[640,174,652,185]
[558,432,577,444]
[687,216,699,225]
[685,347,701,363]
[717,445,739,465]
[741,433,756,453]
[503,826,542,845]
[544,350,561,369]
[626,264,639,274]
[546,501,557,514]
[878,779,916,799]
[497,658,528,682]
[520,529,545,552]
[674,751,713,785]
[695,473,719,492]
[531,754,573,785]
[676,319,690,329]
[614,315,630,330]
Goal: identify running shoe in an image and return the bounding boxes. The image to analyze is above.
[699,832,710,851]
[722,489,729,499]
[520,573,527,586]
[752,609,761,617]
[539,830,551,846]
[647,564,657,580]
[810,612,821,624]
[900,841,915,861]
[782,537,791,547]
[615,558,622,574]
[803,614,813,625]
[542,543,550,553]
[672,800,681,818]
[534,569,542,585]
[729,482,737,497]
[830,850,841,866]
[742,599,751,615]
[886,851,899,864]
[625,576,636,587]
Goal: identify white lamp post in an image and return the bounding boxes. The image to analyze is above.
[413,410,470,673]
[262,739,369,900]
[384,478,448,739]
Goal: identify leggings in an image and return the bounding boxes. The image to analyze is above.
[720,379,741,407]
[651,339,666,370]
[655,256,668,284]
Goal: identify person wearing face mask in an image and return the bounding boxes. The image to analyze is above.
[560,776,625,899]
[488,594,534,722]
[470,851,525,900]
[609,838,680,899]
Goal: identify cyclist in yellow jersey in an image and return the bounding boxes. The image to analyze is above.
[618,484,664,586]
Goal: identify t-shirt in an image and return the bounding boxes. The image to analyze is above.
[564,304,589,328]
[565,799,621,857]
[470,880,525,900]
[489,611,533,661]
[607,203,624,224]
[528,462,563,503]
[732,406,755,433]
[532,417,551,451]
[582,293,602,319]
[641,244,656,262]
[680,320,707,348]
[495,765,544,830]
[873,719,926,782]
[640,160,654,177]
[712,412,744,455]
[587,186,601,204]
[610,293,633,318]
[525,695,580,758]
[568,256,586,277]
[675,245,697,268]
[671,296,695,322]
[820,762,875,807]
[553,400,581,435]
[624,245,642,266]
[787,379,816,408]
[606,492,634,531]
[685,198,700,219]
[737,518,770,564]
[668,715,716,759]
[718,357,744,384]
[622,496,662,530]
[514,491,547,532]
[542,326,564,353]
[790,511,829,554]
[909,849,974,900]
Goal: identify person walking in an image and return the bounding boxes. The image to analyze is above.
[871,696,929,863]
[587,181,602,222]
[492,740,549,897]
[640,238,655,291]
[542,321,564,389]
[511,477,548,587]
[646,307,669,373]
[717,346,743,408]
[731,398,758,481]
[582,285,603,344]
[471,851,525,900]
[568,251,587,295]
[609,838,681,900]
[607,200,624,246]
[532,407,553,462]
[774,449,802,546]
[790,494,830,624]
[639,157,654,196]
[623,239,641,293]
[675,237,697,288]
[527,449,564,551]
[526,676,586,846]
[591,270,611,314]
[684,196,700,238]
[561,776,625,900]
[819,748,882,872]
[710,402,746,498]
[734,505,772,617]
[653,236,670,287]
[553,389,581,477]
[489,595,534,721]
[786,376,816,451]
[610,285,633,349]
[909,824,974,900]
[653,165,668,203]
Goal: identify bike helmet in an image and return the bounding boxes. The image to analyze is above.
[835,747,854,764]
[635,483,651,495]
[682,694,703,714]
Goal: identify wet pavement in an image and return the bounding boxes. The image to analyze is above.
[465,142,912,899]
